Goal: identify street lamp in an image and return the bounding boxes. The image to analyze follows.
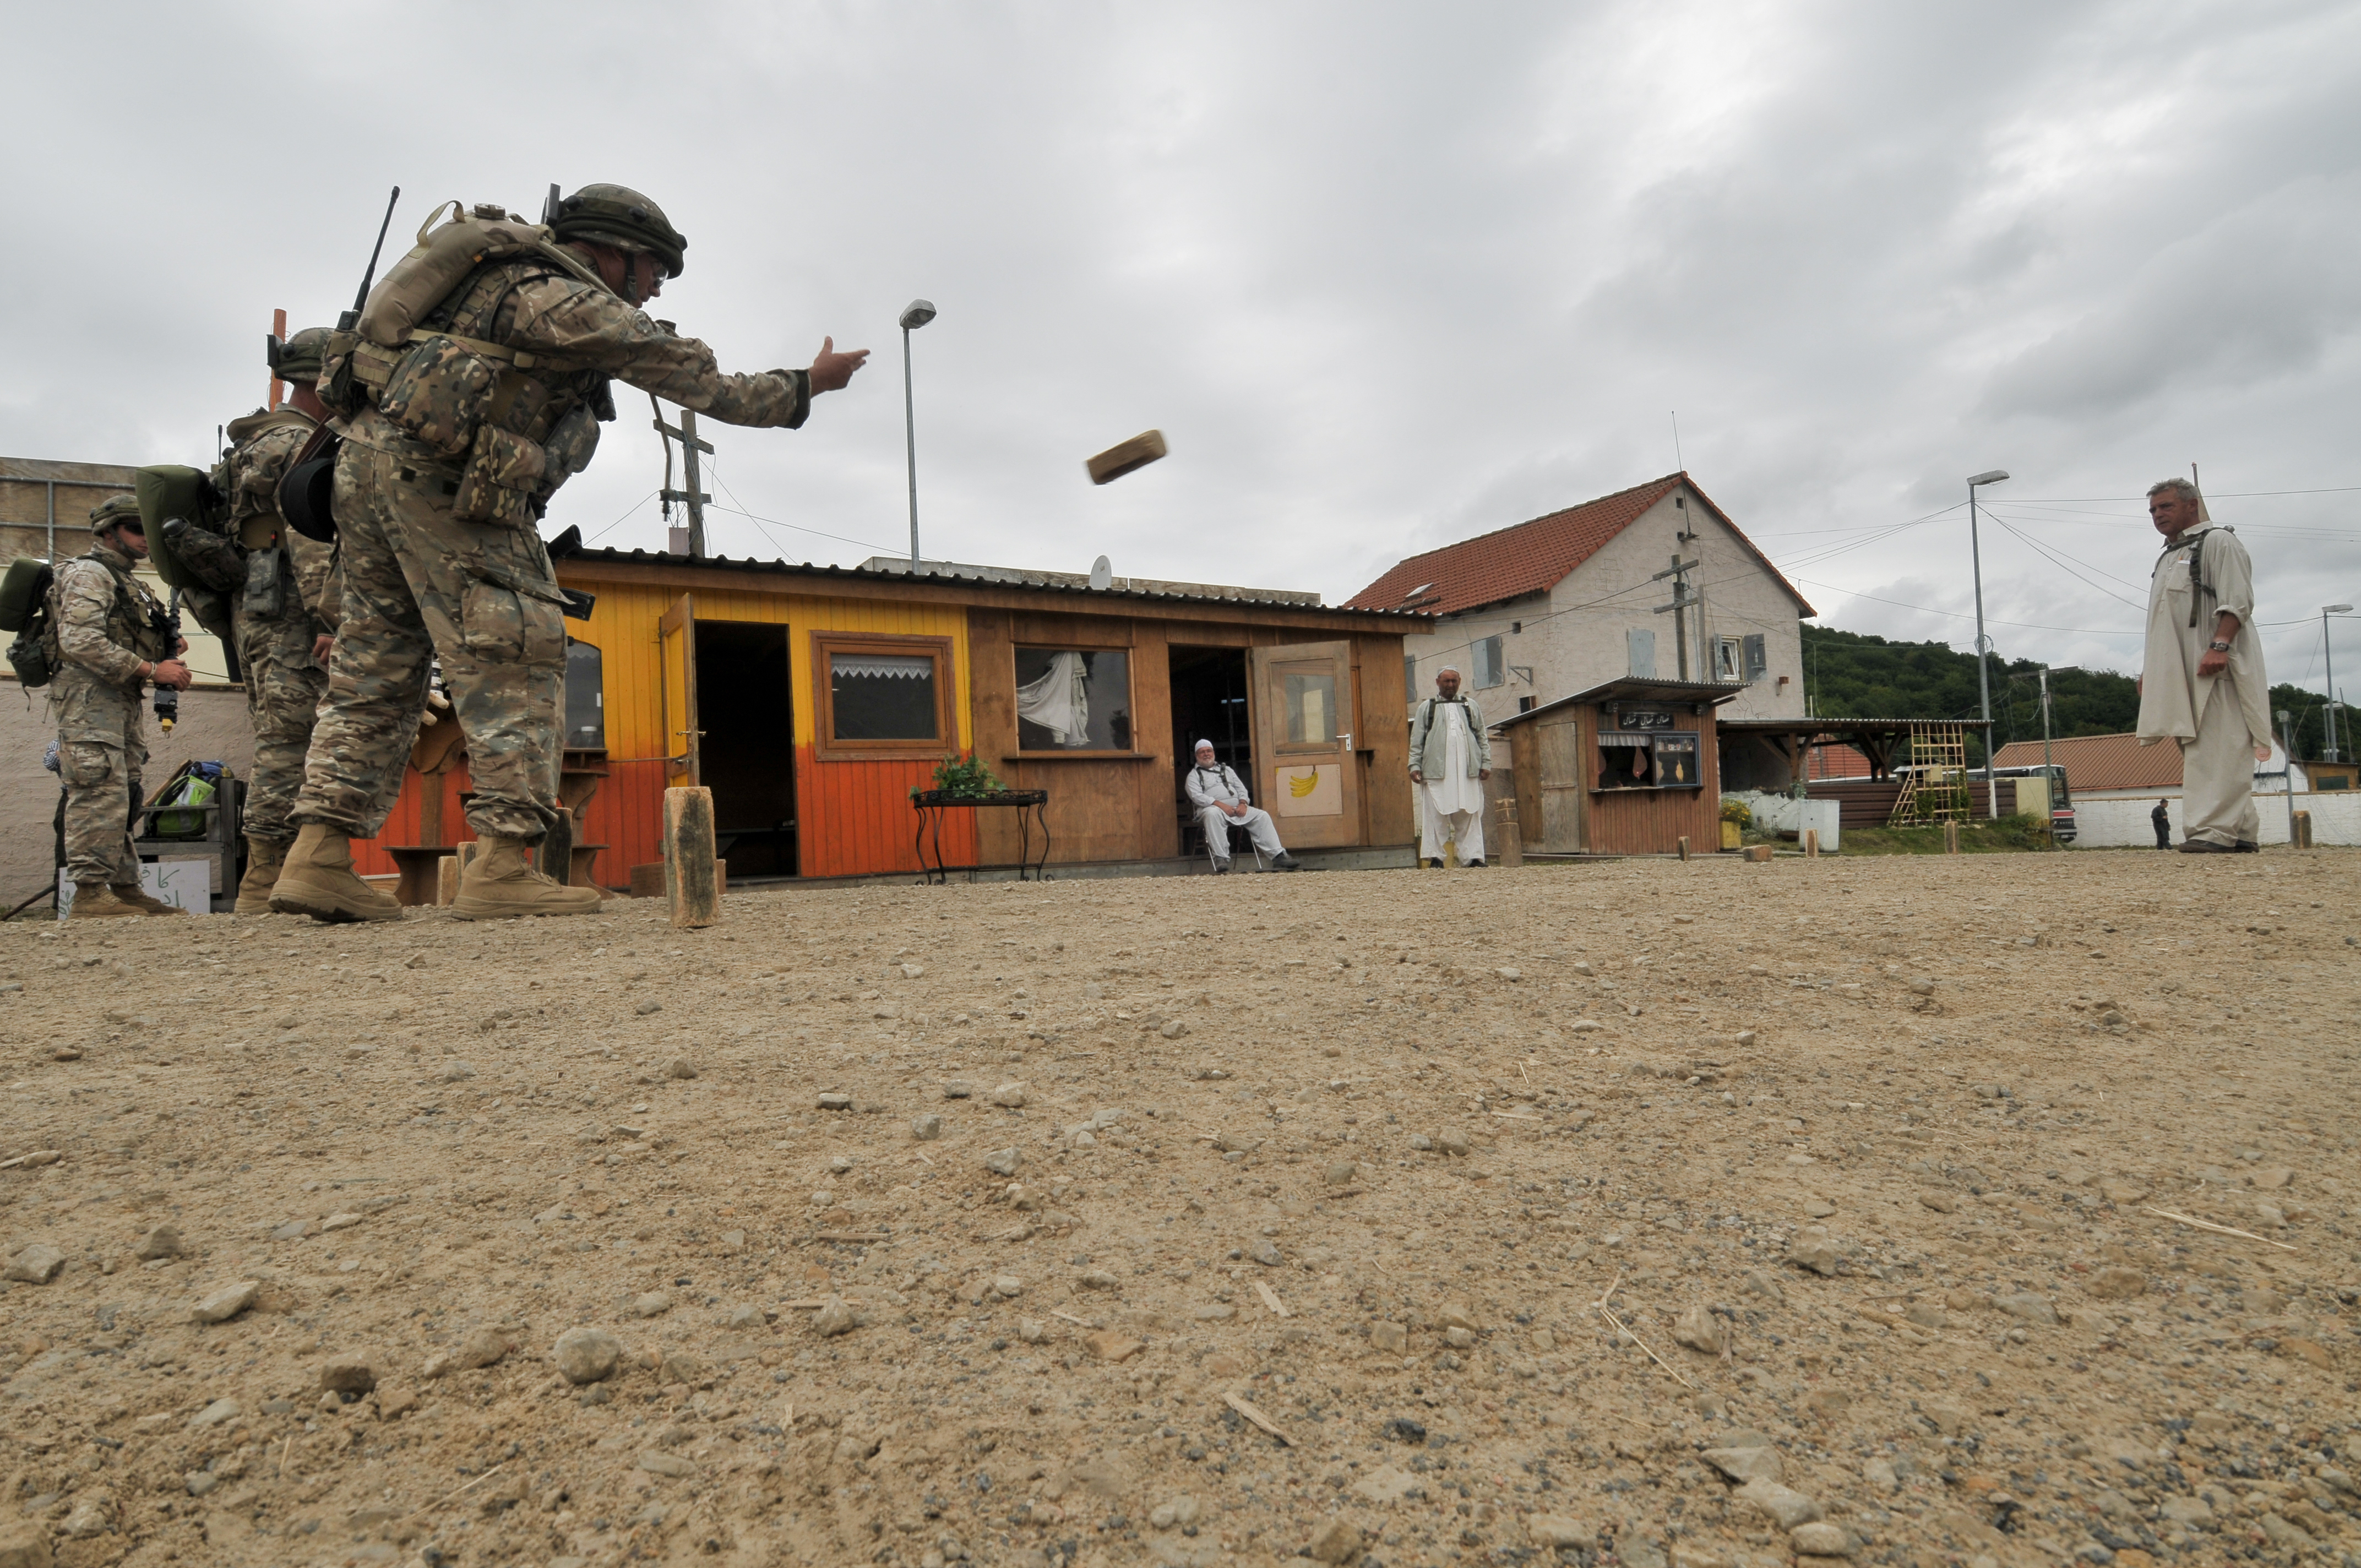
[1966,469,2010,815]
[2324,605,2354,762]
[899,298,937,566]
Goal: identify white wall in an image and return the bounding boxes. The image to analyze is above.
[1399,482,1809,728]
[2069,792,2361,847]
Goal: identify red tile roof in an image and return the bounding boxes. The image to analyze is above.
[1991,732,2182,792]
[1345,472,1814,618]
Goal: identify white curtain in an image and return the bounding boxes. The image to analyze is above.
[1017,651,1090,745]
[833,653,934,680]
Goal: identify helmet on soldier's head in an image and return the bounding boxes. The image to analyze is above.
[552,184,687,278]
[269,326,333,388]
[89,494,144,536]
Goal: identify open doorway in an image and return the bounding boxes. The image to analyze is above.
[694,621,797,878]
[1169,646,1250,852]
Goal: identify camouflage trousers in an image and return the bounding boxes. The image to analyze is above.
[52,668,145,886]
[293,440,564,841]
[235,607,328,843]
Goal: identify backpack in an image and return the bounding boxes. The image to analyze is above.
[148,760,224,840]
[1,557,57,689]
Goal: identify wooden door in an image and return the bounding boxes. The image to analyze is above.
[1535,714,1586,852]
[1249,640,1363,849]
[659,593,700,787]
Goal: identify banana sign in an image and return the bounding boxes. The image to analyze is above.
[1272,763,1343,817]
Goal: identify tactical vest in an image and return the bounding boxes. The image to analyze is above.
[333,254,612,526]
[57,548,171,672]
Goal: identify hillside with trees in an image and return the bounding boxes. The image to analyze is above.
[1800,624,2346,764]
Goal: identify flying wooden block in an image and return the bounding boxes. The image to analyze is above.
[1085,429,1168,485]
[663,787,722,928]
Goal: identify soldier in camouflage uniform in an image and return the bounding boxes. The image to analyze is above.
[275,183,868,922]
[51,497,192,919]
[197,329,346,911]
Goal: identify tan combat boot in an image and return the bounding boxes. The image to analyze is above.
[451,835,605,920]
[110,882,188,916]
[234,837,291,915]
[268,823,401,923]
[68,881,142,920]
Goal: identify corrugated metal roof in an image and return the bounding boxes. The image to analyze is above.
[1493,677,1743,729]
[546,533,1430,620]
[1991,732,2182,792]
[1344,472,1815,618]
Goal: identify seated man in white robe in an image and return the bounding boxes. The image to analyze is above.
[1184,741,1300,873]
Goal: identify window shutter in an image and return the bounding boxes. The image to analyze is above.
[1474,636,1505,688]
[1626,628,1656,679]
[1404,652,1417,698]
[1743,634,1767,682]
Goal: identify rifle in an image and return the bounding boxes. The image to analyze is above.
[336,186,403,332]
[153,590,183,733]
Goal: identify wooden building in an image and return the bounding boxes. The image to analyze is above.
[1495,678,1735,856]
[351,543,1424,887]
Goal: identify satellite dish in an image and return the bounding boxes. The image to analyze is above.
[1089,556,1113,591]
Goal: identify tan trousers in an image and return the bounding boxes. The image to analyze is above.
[2179,679,2261,848]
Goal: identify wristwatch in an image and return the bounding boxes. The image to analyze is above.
[2208,640,2232,653]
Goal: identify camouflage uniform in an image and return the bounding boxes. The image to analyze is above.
[214,403,339,843]
[294,236,810,845]
[51,526,170,888]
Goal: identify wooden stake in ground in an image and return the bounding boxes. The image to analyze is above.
[1803,827,1819,858]
[663,786,721,928]
[1943,821,1960,855]
[1493,797,1524,868]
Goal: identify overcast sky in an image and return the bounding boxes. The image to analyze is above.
[7,1,2360,697]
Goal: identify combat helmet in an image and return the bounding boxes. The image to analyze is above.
[89,494,144,537]
[551,184,687,277]
[266,326,333,388]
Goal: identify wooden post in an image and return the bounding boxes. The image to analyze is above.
[1943,821,1960,855]
[1493,798,1524,868]
[1743,844,1773,863]
[541,807,575,884]
[435,855,459,906]
[2293,809,2313,850]
[664,786,722,928]
[1804,827,1819,858]
[1676,835,1690,862]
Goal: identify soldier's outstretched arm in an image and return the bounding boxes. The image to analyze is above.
[508,278,861,431]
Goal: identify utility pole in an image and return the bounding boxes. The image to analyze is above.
[651,404,713,558]
[1966,469,2010,816]
[2323,605,2353,761]
[1651,551,1701,679]
[2278,709,2299,844]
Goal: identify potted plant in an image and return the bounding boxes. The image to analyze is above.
[916,752,1002,801]
[1718,797,1751,851]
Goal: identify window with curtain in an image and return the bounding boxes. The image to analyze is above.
[1014,649,1131,750]
[830,651,939,741]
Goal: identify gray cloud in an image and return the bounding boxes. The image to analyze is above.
[4,0,2358,696]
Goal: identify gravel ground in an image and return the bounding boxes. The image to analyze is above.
[1,851,2357,1568]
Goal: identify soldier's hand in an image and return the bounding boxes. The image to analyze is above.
[312,634,334,665]
[154,659,193,692]
[808,336,870,395]
[174,636,189,656]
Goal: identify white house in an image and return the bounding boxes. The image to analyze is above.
[1347,473,1814,727]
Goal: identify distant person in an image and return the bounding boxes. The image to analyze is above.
[1409,666,1490,867]
[50,497,191,918]
[1185,741,1299,872]
[2136,478,2270,853]
[2151,796,2172,850]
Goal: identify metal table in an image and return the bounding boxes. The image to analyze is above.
[910,789,1051,884]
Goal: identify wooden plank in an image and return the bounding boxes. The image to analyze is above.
[1085,428,1168,484]
[664,786,722,928]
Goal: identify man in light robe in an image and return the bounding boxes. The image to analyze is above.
[1408,667,1491,867]
[2136,477,2272,853]
[1185,741,1299,872]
